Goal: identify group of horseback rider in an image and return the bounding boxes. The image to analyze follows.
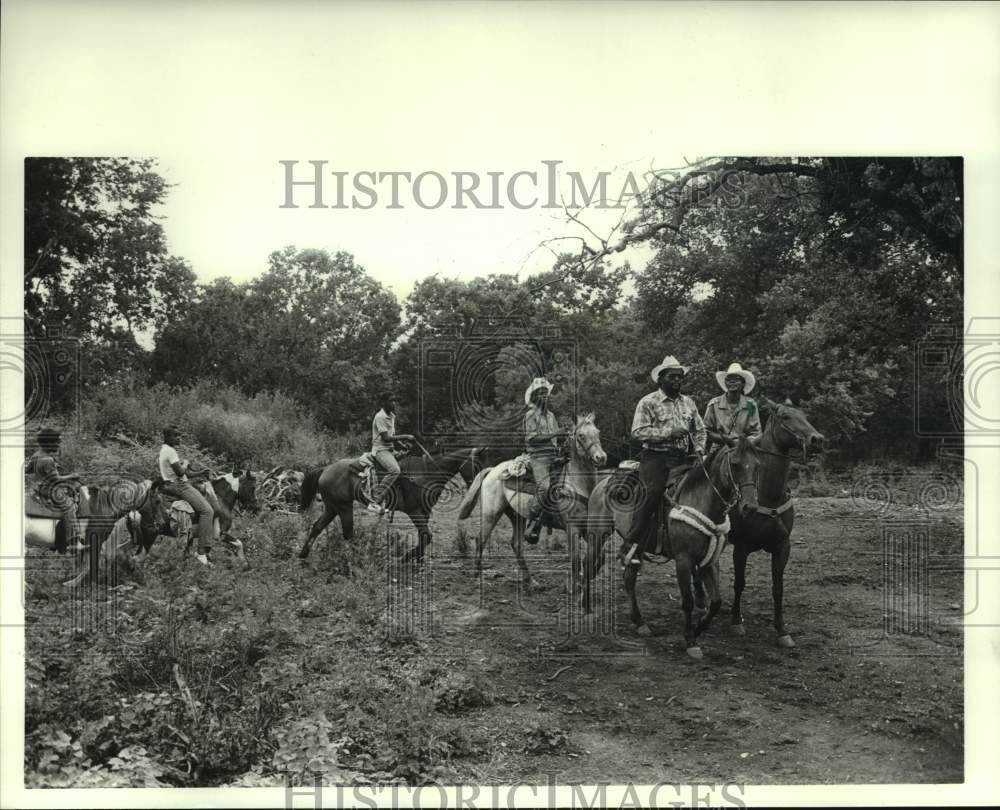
[27,354,760,564]
[27,424,223,566]
[360,354,762,548]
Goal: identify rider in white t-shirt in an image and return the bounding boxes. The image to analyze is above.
[158,426,216,565]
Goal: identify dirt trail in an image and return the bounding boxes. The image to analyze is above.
[376,494,963,784]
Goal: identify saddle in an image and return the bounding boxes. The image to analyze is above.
[350,452,391,504]
[609,458,697,557]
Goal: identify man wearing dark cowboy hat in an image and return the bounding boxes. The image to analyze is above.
[26,427,84,548]
[367,391,416,515]
[619,356,706,560]
[703,361,761,454]
[159,425,216,566]
[523,377,565,544]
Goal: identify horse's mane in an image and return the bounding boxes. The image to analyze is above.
[401,446,478,474]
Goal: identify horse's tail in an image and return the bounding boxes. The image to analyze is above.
[458,467,490,521]
[299,467,322,512]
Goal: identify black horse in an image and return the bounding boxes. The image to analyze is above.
[297,447,482,563]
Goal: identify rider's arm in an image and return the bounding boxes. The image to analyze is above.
[690,406,708,456]
[744,401,762,439]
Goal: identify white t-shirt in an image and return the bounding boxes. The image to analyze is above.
[158,443,185,482]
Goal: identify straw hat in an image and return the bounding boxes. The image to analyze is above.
[715,362,756,394]
[524,377,554,405]
[649,355,688,383]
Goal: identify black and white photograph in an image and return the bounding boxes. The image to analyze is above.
[2,2,998,808]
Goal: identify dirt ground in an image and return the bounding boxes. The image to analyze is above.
[24,490,963,786]
[384,492,964,784]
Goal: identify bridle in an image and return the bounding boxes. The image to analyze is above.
[570,420,603,467]
[698,444,759,512]
[756,408,812,462]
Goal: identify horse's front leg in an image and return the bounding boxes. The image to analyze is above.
[623,556,648,636]
[401,513,431,565]
[694,561,722,637]
[674,552,702,658]
[730,541,749,636]
[771,539,794,648]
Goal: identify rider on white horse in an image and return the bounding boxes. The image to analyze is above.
[523,377,565,545]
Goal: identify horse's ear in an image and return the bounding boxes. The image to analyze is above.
[784,397,794,406]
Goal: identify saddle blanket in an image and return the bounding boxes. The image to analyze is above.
[500,454,532,480]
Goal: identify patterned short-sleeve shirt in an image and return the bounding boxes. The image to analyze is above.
[631,390,707,454]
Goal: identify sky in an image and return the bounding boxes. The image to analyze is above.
[4,2,1000,804]
[12,1,993,303]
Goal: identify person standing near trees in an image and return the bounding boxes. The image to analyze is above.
[703,362,761,454]
[159,426,216,566]
[618,356,706,561]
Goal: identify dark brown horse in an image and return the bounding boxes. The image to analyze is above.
[297,447,482,563]
[728,399,824,647]
[586,438,762,658]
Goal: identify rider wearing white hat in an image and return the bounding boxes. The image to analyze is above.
[620,356,706,559]
[703,362,761,454]
[523,377,563,544]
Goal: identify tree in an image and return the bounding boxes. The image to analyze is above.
[152,248,400,432]
[24,157,196,340]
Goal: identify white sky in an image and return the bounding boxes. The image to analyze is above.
[4,2,1000,806]
[12,1,995,303]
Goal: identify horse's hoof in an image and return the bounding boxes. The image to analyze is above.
[636,623,652,637]
[686,645,704,660]
[776,634,796,648]
[731,623,746,637]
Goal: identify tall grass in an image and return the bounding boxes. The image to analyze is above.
[66,381,361,473]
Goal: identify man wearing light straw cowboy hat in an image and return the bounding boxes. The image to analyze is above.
[703,361,762,455]
[523,376,565,545]
[618,355,706,561]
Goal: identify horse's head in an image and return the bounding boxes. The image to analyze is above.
[458,448,486,486]
[570,413,608,468]
[723,436,761,518]
[765,398,825,454]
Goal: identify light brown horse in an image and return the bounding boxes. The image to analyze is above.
[585,438,761,658]
[456,414,607,594]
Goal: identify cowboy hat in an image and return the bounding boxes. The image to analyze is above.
[649,355,688,383]
[715,362,756,394]
[524,377,554,405]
